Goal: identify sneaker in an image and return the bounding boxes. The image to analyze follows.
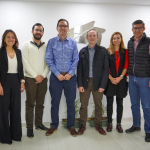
[145,133,150,142]
[96,126,106,135]
[27,129,34,138]
[125,126,141,133]
[116,123,123,133]
[35,124,49,131]
[68,127,77,137]
[45,126,57,136]
[106,123,112,132]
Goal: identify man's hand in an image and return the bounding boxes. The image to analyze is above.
[110,77,117,85]
[0,84,4,96]
[35,75,42,83]
[20,82,25,93]
[64,74,71,81]
[78,87,84,93]
[57,74,65,81]
[114,76,122,84]
[40,75,44,81]
[98,88,105,93]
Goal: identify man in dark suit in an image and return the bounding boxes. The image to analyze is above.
[77,29,109,135]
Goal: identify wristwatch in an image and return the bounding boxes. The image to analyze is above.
[21,80,25,83]
[120,75,124,79]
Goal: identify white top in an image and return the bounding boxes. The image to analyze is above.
[22,39,49,78]
[7,53,18,73]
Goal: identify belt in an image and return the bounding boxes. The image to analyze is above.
[60,72,68,76]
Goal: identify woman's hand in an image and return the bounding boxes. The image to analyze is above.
[0,84,4,96]
[110,77,117,85]
[20,82,25,93]
[115,76,122,84]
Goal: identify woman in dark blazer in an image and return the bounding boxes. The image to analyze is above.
[0,30,25,144]
[104,32,128,133]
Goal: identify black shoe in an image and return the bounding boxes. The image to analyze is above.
[35,124,49,131]
[1,141,12,145]
[125,126,141,133]
[27,129,34,138]
[145,133,150,142]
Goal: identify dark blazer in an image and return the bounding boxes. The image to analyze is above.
[104,50,128,98]
[77,44,109,91]
[0,47,24,86]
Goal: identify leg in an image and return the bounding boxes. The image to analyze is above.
[25,77,37,129]
[116,97,123,124]
[49,73,63,129]
[106,96,114,124]
[64,75,77,129]
[92,89,103,127]
[79,80,92,127]
[128,75,141,127]
[35,78,47,126]
[10,74,22,141]
[137,77,150,133]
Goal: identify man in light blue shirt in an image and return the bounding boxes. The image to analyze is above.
[45,19,79,136]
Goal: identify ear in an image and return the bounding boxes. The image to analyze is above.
[143,28,146,31]
[31,31,33,34]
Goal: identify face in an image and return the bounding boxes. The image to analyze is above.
[4,32,16,47]
[112,34,122,46]
[32,26,44,40]
[132,24,145,39]
[57,21,69,36]
[86,30,98,45]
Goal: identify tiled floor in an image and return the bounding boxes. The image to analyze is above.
[0,118,149,150]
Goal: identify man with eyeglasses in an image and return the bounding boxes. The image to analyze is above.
[22,23,49,138]
[45,19,79,136]
[125,20,150,142]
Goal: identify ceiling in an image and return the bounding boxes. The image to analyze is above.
[1,0,150,6]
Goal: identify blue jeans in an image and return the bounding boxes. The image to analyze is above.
[128,75,150,133]
[49,73,76,129]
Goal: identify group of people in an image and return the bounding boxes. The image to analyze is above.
[0,19,150,145]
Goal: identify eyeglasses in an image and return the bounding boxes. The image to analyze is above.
[133,27,144,31]
[58,25,68,29]
[35,29,43,32]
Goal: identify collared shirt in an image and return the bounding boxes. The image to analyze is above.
[88,45,95,77]
[33,41,42,49]
[46,35,79,77]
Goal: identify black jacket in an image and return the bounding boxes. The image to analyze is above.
[77,44,109,91]
[127,32,150,77]
[0,47,24,86]
[104,50,128,98]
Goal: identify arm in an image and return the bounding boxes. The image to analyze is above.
[41,65,49,78]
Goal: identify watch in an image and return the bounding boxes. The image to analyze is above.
[21,80,25,83]
[120,75,124,79]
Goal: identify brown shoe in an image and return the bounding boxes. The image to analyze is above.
[106,123,112,132]
[68,127,77,137]
[45,126,57,136]
[78,126,86,135]
[96,126,106,135]
[116,123,123,133]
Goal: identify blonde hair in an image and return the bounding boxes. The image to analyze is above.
[108,32,126,55]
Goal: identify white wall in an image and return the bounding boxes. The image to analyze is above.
[0,1,148,124]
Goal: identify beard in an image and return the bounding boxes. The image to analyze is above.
[33,33,42,40]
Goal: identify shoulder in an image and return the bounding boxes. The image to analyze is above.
[48,37,57,44]
[79,46,88,54]
[96,45,108,54]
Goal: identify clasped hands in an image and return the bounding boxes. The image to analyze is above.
[57,74,71,81]
[35,75,44,83]
[110,76,122,85]
[78,87,105,93]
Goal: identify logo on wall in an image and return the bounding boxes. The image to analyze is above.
[67,21,105,46]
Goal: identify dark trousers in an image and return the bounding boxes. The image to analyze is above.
[0,74,22,143]
[79,78,103,127]
[107,96,123,124]
[25,77,47,129]
[49,73,76,129]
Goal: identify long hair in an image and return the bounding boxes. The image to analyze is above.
[108,32,126,55]
[1,29,19,49]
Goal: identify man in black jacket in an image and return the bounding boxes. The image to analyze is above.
[125,20,150,142]
[77,29,109,135]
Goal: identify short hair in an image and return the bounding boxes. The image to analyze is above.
[86,29,98,37]
[57,19,69,27]
[32,23,44,32]
[132,20,145,28]
[1,29,19,49]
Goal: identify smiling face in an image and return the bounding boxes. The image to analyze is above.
[32,25,44,40]
[4,32,16,47]
[112,34,122,46]
[86,30,98,45]
[57,21,69,36]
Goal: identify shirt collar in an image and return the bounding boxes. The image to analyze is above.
[134,34,143,42]
[88,45,96,50]
[57,35,69,41]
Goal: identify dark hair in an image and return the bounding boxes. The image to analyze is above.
[57,19,69,27]
[1,29,19,49]
[86,29,98,37]
[32,23,44,32]
[132,20,145,28]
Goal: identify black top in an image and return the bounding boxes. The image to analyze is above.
[77,44,109,91]
[0,47,24,86]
